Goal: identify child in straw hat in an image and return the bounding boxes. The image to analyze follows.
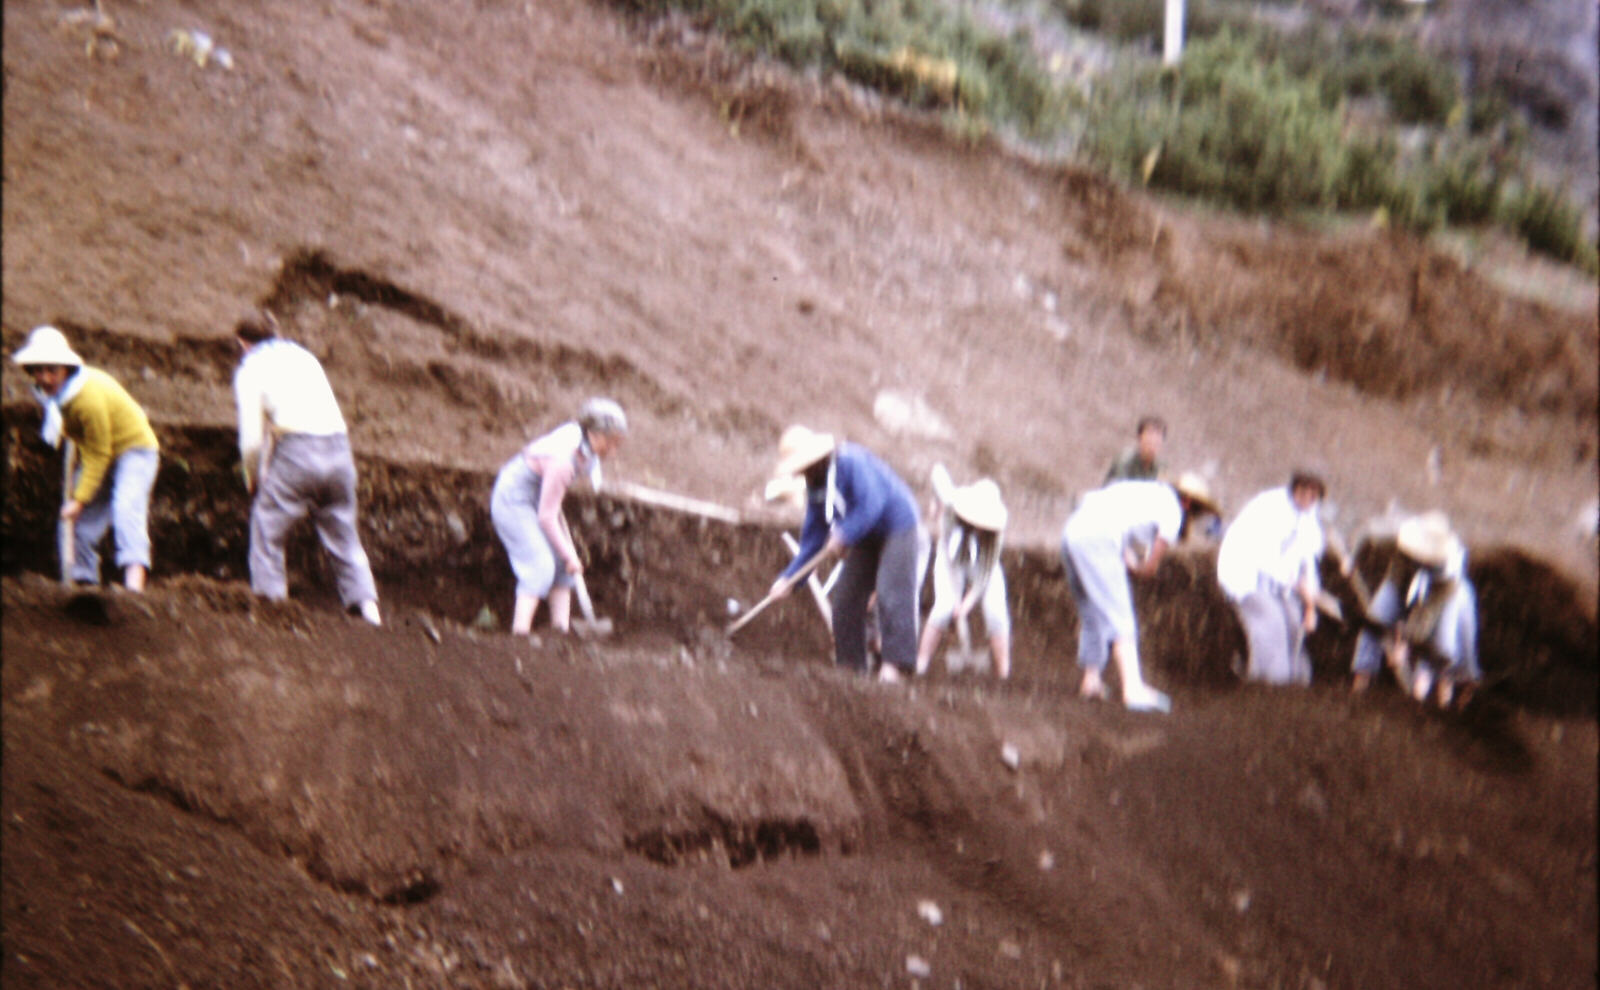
[1350,511,1480,707]
[768,425,921,680]
[915,464,1013,679]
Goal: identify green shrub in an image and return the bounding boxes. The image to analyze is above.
[1422,146,1505,225]
[1500,183,1599,271]
[1086,31,1352,212]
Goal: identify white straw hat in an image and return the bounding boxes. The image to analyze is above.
[951,478,1008,532]
[11,325,83,368]
[1174,471,1220,516]
[772,425,835,478]
[1396,511,1461,568]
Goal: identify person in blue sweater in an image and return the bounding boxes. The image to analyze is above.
[768,425,922,681]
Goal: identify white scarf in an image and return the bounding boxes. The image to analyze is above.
[33,368,88,449]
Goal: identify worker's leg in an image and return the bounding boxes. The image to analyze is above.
[916,552,957,674]
[829,537,882,674]
[874,526,921,675]
[302,436,380,618]
[249,444,314,601]
[491,459,557,633]
[1060,534,1115,698]
[70,472,113,585]
[108,447,158,591]
[981,567,1012,679]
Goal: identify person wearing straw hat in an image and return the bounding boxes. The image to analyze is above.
[1350,511,1480,707]
[491,397,627,636]
[915,465,1013,679]
[1215,468,1328,685]
[13,325,160,591]
[1059,475,1216,712]
[234,310,383,625]
[768,425,921,681]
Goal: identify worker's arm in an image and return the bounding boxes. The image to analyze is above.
[65,390,115,507]
[536,459,582,574]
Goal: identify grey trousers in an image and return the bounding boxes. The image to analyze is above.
[1233,585,1309,685]
[71,446,159,582]
[1060,531,1137,671]
[250,433,378,607]
[831,525,920,674]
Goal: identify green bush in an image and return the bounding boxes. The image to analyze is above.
[1086,31,1352,212]
[1500,183,1599,271]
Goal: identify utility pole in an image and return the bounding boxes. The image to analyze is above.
[1163,0,1185,65]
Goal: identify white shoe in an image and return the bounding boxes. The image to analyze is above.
[1123,688,1172,714]
[877,664,903,684]
[358,600,382,627]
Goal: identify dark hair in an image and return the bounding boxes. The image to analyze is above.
[1136,415,1167,437]
[1289,467,1327,497]
[235,310,280,344]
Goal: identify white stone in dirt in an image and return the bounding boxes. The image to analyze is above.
[873,390,953,441]
[1000,742,1021,770]
[917,900,943,926]
[906,954,932,978]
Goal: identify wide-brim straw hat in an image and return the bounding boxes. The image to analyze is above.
[772,425,835,478]
[1397,511,1461,568]
[951,478,1008,532]
[1174,471,1220,516]
[11,325,83,367]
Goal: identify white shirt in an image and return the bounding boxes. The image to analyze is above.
[1066,480,1182,550]
[1216,486,1324,601]
[235,339,348,484]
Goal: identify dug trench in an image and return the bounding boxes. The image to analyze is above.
[2,407,1596,988]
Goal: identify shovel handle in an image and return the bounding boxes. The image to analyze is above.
[727,550,829,636]
[557,513,601,623]
[58,441,76,584]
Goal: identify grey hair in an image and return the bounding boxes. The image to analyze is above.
[578,397,628,436]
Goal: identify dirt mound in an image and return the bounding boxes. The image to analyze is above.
[5,572,1597,989]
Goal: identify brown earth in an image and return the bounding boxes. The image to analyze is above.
[2,0,1597,987]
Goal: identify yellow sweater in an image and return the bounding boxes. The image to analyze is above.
[62,366,159,503]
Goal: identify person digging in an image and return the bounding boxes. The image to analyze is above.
[1215,467,1329,686]
[766,425,922,682]
[491,397,627,636]
[234,311,383,625]
[1350,511,1481,708]
[14,325,160,592]
[915,465,1013,679]
[1059,473,1218,713]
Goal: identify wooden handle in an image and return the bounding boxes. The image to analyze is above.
[727,550,829,635]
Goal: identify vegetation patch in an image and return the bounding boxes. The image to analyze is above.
[610,0,1594,271]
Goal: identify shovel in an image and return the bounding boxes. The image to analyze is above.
[727,550,829,636]
[782,532,833,631]
[570,571,614,638]
[57,440,76,585]
[559,514,614,638]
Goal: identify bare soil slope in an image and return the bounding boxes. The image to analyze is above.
[2,0,1596,987]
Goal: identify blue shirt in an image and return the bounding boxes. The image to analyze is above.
[781,443,918,579]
